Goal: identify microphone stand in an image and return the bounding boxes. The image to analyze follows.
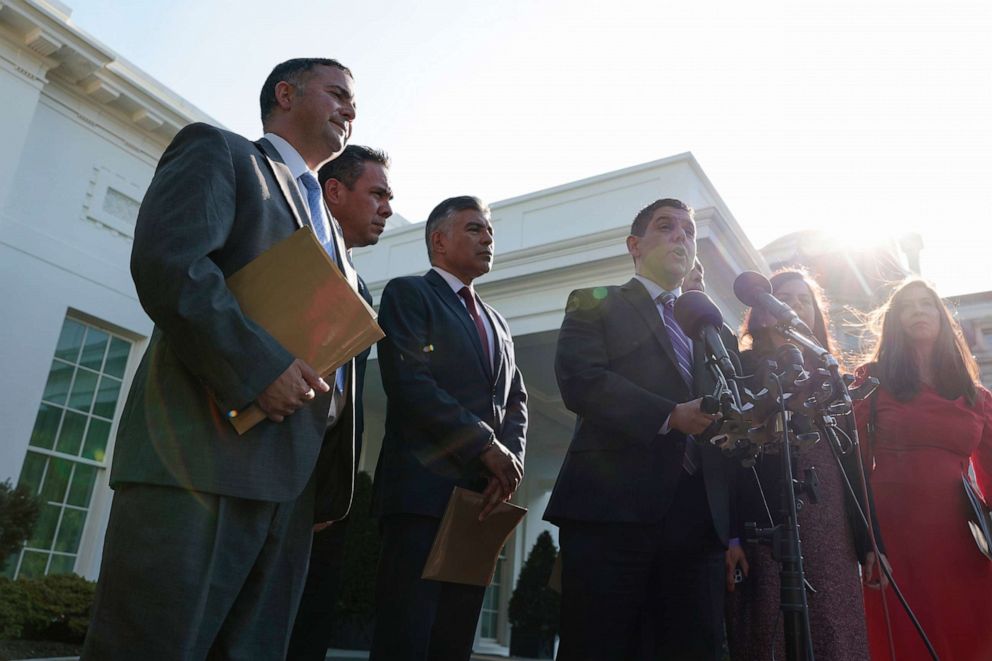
[769,322,938,660]
[747,369,815,661]
[701,345,815,660]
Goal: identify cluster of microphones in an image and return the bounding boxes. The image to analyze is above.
[674,272,877,465]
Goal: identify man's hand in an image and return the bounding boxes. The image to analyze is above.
[862,551,891,590]
[669,398,721,436]
[725,544,750,592]
[478,440,523,521]
[256,358,329,422]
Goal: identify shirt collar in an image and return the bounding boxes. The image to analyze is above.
[263,132,313,181]
[633,274,681,302]
[432,266,471,294]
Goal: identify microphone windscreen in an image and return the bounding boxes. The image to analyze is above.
[733,271,772,307]
[673,290,723,337]
[775,342,805,370]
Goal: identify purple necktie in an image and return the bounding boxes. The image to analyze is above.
[660,293,699,474]
[660,293,693,388]
[458,287,491,368]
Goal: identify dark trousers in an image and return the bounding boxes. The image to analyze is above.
[556,472,726,661]
[369,514,486,661]
[286,515,351,661]
[82,481,315,661]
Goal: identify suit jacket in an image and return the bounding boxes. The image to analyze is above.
[372,269,527,518]
[354,275,373,453]
[544,278,737,545]
[111,122,356,520]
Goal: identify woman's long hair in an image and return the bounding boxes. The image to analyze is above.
[740,268,835,357]
[865,278,979,405]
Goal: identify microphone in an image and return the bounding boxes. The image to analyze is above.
[733,271,814,336]
[673,290,738,378]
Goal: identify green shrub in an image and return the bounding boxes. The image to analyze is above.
[0,480,41,569]
[0,574,95,643]
[508,531,560,634]
[0,577,29,639]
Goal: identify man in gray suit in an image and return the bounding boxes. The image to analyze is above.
[83,58,360,660]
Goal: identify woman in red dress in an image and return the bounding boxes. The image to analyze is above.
[856,279,992,661]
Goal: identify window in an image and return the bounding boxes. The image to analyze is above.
[480,547,507,641]
[6,317,132,578]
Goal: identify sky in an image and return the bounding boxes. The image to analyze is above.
[64,0,992,296]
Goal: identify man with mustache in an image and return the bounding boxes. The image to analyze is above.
[287,144,393,661]
[83,58,361,660]
[546,198,739,660]
[370,196,527,660]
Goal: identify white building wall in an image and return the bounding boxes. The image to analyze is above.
[0,0,214,580]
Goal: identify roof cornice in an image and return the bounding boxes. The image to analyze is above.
[0,0,216,142]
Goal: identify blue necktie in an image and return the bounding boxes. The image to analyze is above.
[660,293,699,474]
[299,172,346,394]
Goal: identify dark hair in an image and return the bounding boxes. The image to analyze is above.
[318,145,390,189]
[865,279,979,405]
[424,196,490,261]
[259,58,352,123]
[630,198,693,237]
[740,269,835,357]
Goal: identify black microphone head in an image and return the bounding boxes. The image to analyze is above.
[673,290,724,337]
[774,342,805,370]
[733,271,772,307]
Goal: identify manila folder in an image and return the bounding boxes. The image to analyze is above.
[422,487,527,586]
[225,226,384,435]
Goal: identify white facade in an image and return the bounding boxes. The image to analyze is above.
[0,0,213,579]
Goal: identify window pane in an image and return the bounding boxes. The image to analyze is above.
[68,368,98,413]
[55,411,87,456]
[29,503,61,548]
[18,452,46,493]
[79,328,109,371]
[93,375,122,419]
[29,403,62,450]
[54,319,85,362]
[42,360,74,406]
[18,550,49,578]
[2,553,17,578]
[54,509,85,553]
[104,337,130,378]
[40,457,71,503]
[47,554,76,576]
[82,419,111,462]
[67,465,97,507]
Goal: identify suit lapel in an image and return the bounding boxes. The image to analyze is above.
[425,270,493,380]
[620,278,682,382]
[331,212,358,289]
[256,137,306,230]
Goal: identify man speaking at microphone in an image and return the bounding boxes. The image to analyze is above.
[545,198,741,660]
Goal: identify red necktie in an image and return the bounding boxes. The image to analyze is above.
[458,286,491,367]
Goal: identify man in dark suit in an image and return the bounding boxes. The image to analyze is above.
[83,59,361,660]
[545,198,739,660]
[370,196,527,661]
[287,145,393,661]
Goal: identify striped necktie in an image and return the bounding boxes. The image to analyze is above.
[659,293,693,388]
[660,293,700,474]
